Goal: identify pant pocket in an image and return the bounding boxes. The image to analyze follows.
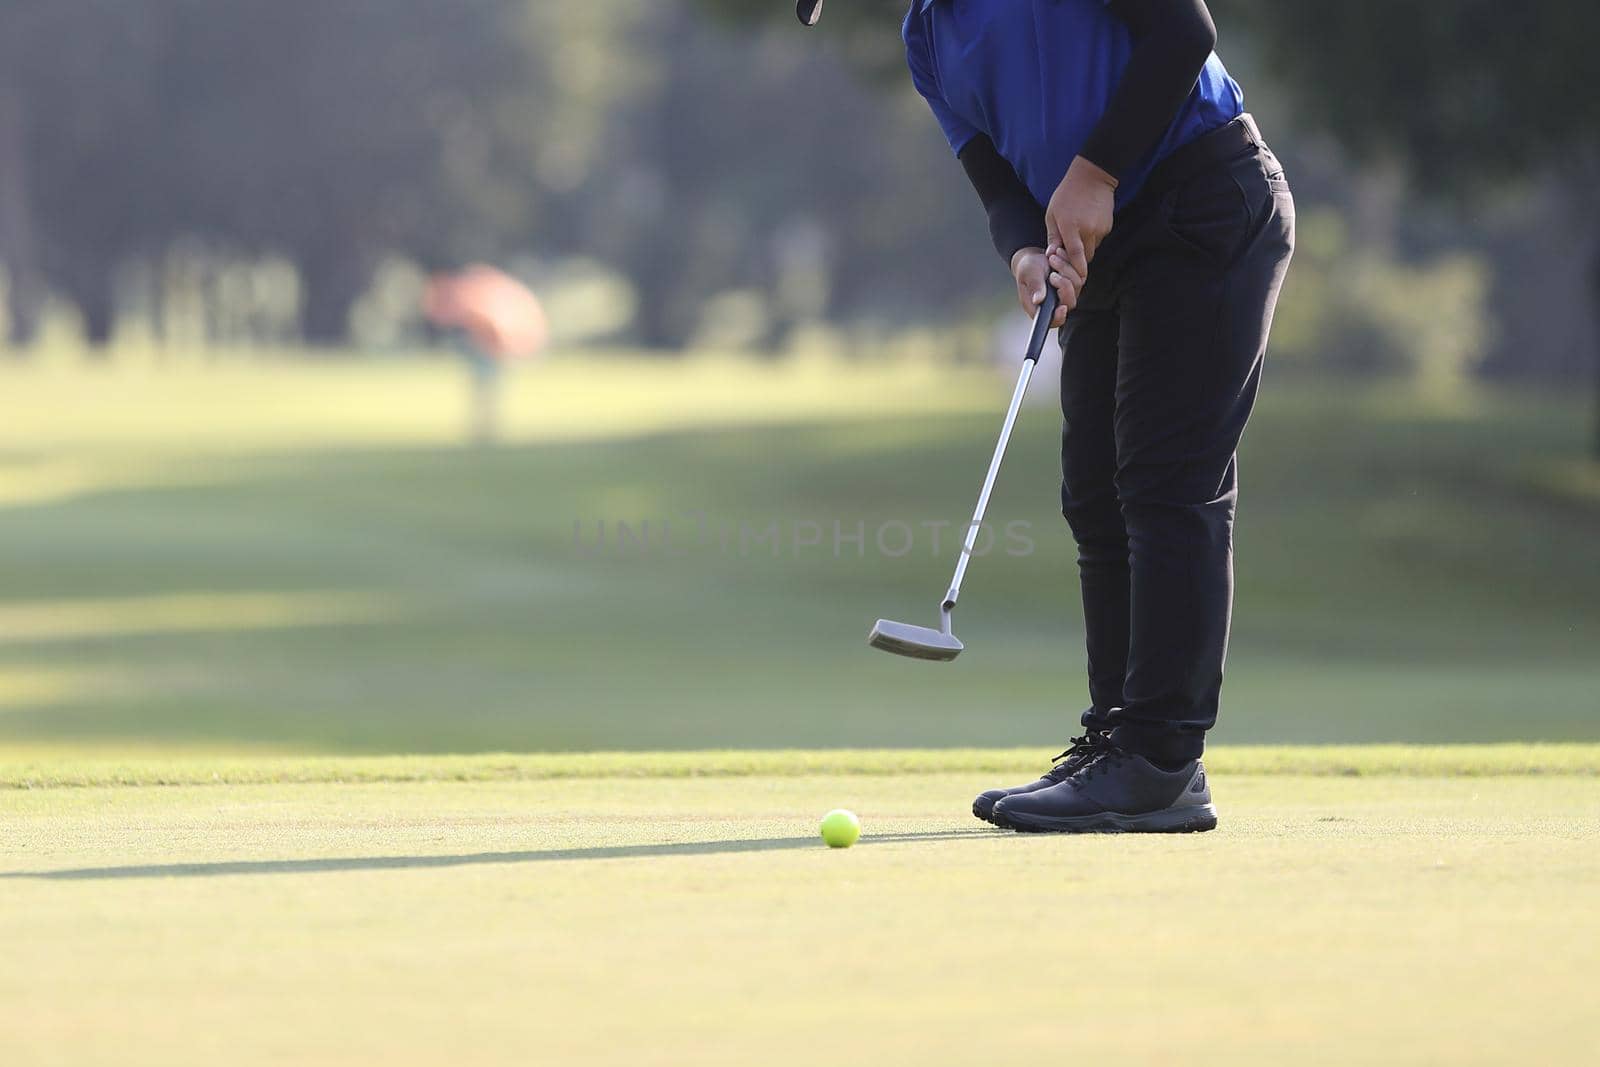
[1161,165,1252,267]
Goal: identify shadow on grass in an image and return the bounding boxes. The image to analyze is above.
[2,829,1003,881]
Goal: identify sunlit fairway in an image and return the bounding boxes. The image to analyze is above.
[0,353,1596,754]
[3,747,1597,1065]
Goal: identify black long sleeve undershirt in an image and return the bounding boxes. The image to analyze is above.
[957,0,1220,265]
[959,135,1048,267]
[1080,0,1219,180]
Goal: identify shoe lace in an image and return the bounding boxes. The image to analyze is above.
[1044,732,1110,781]
[1070,744,1133,783]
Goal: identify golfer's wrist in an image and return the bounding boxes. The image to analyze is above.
[1067,154,1119,190]
[1011,246,1045,276]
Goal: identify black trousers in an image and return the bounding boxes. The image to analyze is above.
[1060,116,1294,764]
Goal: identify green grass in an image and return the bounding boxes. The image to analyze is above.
[3,750,1597,1065]
[2,743,1598,790]
[0,355,1596,755]
[4,359,1594,1063]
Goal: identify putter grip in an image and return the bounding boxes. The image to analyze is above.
[1024,287,1061,363]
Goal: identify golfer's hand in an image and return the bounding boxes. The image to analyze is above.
[1044,155,1117,304]
[1011,248,1070,327]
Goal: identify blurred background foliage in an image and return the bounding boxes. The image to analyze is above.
[0,1,1593,412]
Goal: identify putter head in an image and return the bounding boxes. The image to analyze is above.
[796,0,823,27]
[867,619,964,662]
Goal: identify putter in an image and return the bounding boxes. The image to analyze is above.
[868,288,1061,661]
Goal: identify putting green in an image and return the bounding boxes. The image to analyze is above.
[3,749,1597,1065]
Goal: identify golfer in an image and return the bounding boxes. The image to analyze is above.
[898,0,1295,831]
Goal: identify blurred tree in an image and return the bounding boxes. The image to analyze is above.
[0,1,165,347]
[1212,2,1598,190]
[0,91,44,347]
[1212,0,1600,453]
[0,0,531,348]
[551,1,994,349]
[145,0,535,344]
[696,0,909,81]
[0,0,1037,354]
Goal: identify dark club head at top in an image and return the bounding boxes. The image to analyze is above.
[797,0,824,27]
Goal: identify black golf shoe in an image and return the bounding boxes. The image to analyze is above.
[991,745,1217,834]
[972,730,1110,827]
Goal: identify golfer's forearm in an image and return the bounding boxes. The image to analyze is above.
[1080,0,1218,181]
[959,135,1048,265]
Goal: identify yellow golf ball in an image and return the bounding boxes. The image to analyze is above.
[819,809,861,848]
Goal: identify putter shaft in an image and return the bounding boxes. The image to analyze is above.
[942,290,1059,613]
[867,289,1059,661]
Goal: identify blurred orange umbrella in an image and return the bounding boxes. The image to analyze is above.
[423,265,548,361]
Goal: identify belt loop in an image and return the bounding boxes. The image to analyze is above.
[1238,113,1262,148]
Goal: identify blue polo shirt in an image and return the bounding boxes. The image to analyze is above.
[904,0,1244,210]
